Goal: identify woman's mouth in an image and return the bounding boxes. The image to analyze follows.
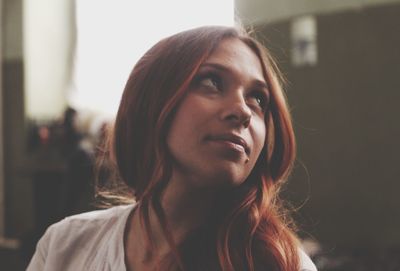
[205,133,250,155]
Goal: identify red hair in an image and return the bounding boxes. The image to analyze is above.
[99,26,300,271]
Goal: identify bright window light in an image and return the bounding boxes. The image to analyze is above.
[70,0,234,116]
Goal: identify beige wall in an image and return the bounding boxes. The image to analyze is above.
[0,0,4,237]
[4,0,73,121]
[236,0,400,24]
[3,0,22,60]
[23,0,74,120]
[2,0,31,237]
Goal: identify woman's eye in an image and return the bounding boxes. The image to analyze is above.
[249,91,268,111]
[194,73,222,90]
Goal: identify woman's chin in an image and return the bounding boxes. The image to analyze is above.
[195,165,249,189]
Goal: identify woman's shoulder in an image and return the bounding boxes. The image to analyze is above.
[58,204,134,226]
[27,204,135,271]
[46,204,135,244]
[298,248,318,271]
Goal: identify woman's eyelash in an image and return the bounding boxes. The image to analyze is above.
[192,72,269,111]
[249,90,269,111]
[193,72,222,90]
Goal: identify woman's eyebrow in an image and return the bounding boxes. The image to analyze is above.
[252,80,270,92]
[199,62,230,72]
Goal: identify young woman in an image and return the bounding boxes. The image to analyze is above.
[28,26,317,271]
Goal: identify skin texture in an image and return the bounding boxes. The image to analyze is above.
[124,38,268,271]
[167,38,268,190]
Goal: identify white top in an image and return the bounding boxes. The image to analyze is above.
[27,204,317,271]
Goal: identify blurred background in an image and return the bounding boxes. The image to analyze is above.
[1,0,400,270]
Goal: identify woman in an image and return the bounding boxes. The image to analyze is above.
[28,26,317,271]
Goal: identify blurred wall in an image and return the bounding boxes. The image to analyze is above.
[0,0,3,237]
[236,0,400,24]
[24,0,74,120]
[2,0,33,237]
[1,0,76,238]
[236,1,400,248]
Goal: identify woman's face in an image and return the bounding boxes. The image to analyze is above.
[167,38,269,188]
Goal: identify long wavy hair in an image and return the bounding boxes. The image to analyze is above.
[97,26,300,271]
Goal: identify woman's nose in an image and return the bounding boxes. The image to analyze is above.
[220,94,252,128]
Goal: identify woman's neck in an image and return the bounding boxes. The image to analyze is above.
[161,175,220,232]
[124,174,221,270]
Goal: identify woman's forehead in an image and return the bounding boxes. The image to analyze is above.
[201,38,266,85]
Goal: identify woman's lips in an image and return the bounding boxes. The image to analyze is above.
[206,134,250,155]
[212,139,247,153]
